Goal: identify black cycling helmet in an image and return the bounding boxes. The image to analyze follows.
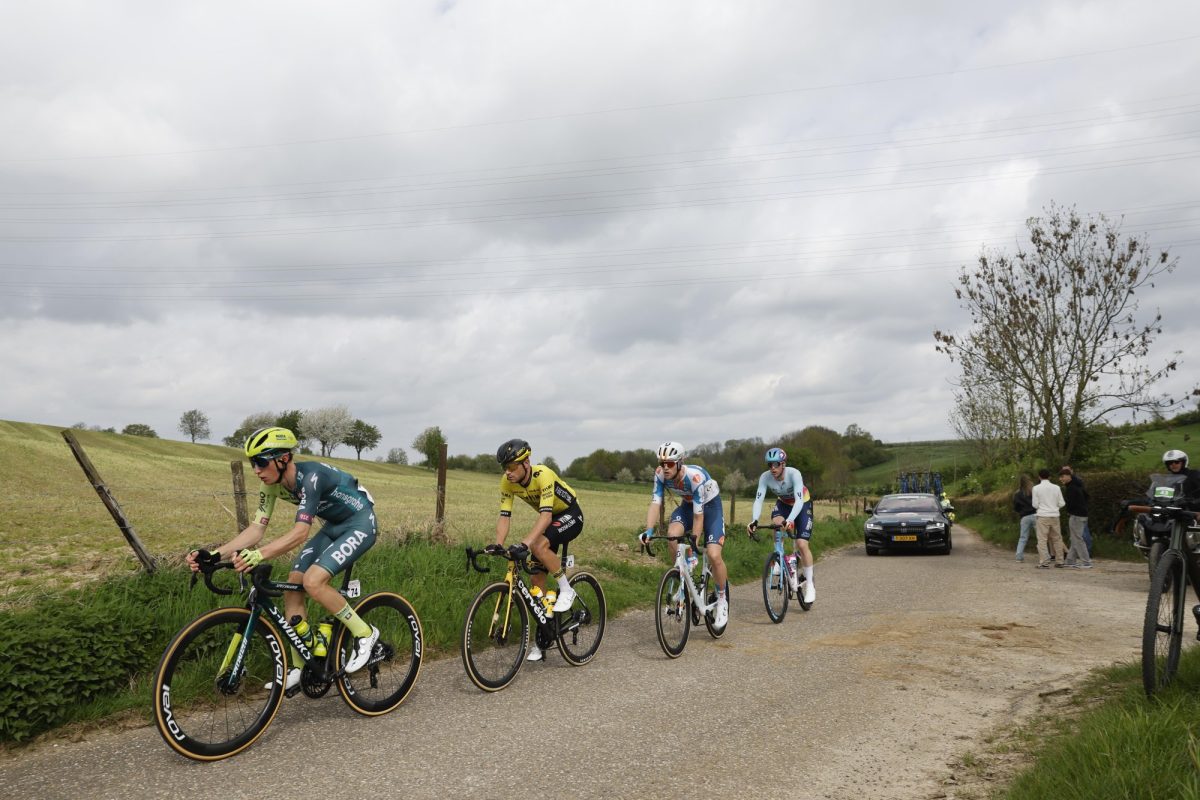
[496,438,532,466]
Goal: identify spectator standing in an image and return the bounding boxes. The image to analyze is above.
[1012,474,1036,562]
[1031,468,1067,569]
[1059,466,1092,569]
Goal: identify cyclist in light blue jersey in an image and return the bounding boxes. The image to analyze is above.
[639,441,729,628]
[747,447,816,604]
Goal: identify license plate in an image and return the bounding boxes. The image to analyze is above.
[891,534,918,542]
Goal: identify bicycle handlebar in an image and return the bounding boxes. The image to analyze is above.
[637,532,698,558]
[189,550,285,597]
[190,549,242,596]
[464,543,533,574]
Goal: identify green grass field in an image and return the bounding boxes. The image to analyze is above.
[0,419,844,603]
[853,439,973,489]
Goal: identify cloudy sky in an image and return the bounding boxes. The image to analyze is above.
[2,1,1198,465]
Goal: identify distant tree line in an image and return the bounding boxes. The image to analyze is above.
[558,424,888,498]
[217,406,383,459]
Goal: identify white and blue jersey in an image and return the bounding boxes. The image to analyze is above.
[651,464,725,545]
[751,466,814,539]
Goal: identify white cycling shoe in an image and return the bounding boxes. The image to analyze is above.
[265,668,302,692]
[803,582,816,604]
[344,626,380,673]
[713,599,729,628]
[551,585,576,613]
[526,645,543,662]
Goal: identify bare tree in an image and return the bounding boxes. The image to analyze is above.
[178,409,211,443]
[301,406,354,457]
[934,205,1189,465]
[723,469,750,525]
[386,447,409,465]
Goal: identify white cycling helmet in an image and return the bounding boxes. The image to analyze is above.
[656,441,685,462]
[1163,449,1189,469]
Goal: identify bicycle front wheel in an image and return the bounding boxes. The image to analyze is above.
[462,582,529,691]
[762,553,788,624]
[334,592,424,715]
[152,607,285,761]
[556,572,607,665]
[655,567,691,658]
[1143,548,1187,697]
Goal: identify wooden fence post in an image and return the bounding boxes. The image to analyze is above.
[434,441,448,539]
[61,430,156,573]
[230,461,249,532]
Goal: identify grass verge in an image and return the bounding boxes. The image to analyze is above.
[953,650,1200,799]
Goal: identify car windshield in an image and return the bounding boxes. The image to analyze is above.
[876,497,939,514]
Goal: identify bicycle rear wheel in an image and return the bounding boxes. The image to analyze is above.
[762,552,788,624]
[334,592,423,715]
[556,572,606,665]
[1143,548,1187,697]
[152,607,285,761]
[462,582,529,691]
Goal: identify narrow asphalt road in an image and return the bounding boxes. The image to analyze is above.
[1,528,1150,800]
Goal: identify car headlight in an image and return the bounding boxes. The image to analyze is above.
[927,521,945,529]
[865,522,882,532]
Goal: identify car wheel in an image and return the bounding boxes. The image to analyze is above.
[866,545,879,556]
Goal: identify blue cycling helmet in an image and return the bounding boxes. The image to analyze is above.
[765,447,786,464]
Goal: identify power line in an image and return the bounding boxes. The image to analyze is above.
[3,34,1197,164]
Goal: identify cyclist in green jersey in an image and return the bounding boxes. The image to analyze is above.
[186,426,379,691]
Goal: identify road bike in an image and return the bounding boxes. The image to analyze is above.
[461,540,606,692]
[641,533,729,658]
[153,551,423,760]
[752,523,813,623]
[1119,491,1200,697]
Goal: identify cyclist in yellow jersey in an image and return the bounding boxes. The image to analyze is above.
[488,438,585,662]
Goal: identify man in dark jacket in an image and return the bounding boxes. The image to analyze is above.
[1059,466,1091,569]
[1012,474,1036,562]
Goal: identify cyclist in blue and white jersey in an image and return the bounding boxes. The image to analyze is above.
[639,441,729,628]
[747,447,816,604]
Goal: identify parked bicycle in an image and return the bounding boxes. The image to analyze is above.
[753,524,813,623]
[461,540,606,692]
[153,550,423,760]
[641,532,729,658]
[1117,487,1200,697]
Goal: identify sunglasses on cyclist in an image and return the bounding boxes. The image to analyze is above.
[249,454,278,469]
[659,460,678,469]
[768,460,783,468]
[1167,459,1185,466]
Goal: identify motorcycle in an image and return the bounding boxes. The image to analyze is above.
[1128,473,1190,577]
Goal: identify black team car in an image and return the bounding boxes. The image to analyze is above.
[863,493,954,555]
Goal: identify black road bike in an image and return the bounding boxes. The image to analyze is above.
[153,551,423,760]
[461,541,606,692]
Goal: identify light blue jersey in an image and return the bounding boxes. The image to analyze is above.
[750,466,810,525]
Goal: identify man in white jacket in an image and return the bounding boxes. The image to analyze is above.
[1031,467,1067,568]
